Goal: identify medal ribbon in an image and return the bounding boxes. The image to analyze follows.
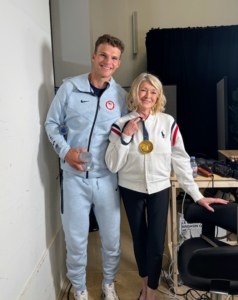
[120,120,134,145]
[121,117,149,145]
[139,118,153,154]
[120,117,149,145]
[141,118,149,141]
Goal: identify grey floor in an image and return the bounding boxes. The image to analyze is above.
[57,270,238,300]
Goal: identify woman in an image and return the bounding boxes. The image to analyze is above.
[105,73,227,300]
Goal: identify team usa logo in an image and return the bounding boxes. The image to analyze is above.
[105,100,115,110]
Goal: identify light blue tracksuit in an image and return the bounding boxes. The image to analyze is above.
[45,73,127,292]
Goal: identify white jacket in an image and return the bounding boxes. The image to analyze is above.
[105,111,203,201]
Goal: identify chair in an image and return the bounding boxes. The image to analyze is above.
[178,202,238,300]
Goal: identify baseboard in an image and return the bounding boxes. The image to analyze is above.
[19,226,66,300]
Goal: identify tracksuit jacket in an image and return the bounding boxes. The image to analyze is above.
[45,73,128,177]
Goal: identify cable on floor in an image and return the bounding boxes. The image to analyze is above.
[158,193,212,300]
[67,283,73,300]
[59,279,71,300]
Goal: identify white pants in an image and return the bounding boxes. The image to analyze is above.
[61,171,121,292]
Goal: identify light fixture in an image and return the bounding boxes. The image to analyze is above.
[132,11,138,54]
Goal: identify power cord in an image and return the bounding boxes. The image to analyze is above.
[179,192,192,245]
[158,268,211,300]
[59,279,71,300]
[67,283,73,300]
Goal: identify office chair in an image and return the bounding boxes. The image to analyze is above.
[178,202,238,300]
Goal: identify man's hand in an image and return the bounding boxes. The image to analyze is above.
[197,197,228,212]
[64,148,87,171]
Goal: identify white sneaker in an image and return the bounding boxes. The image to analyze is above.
[102,283,120,300]
[74,290,88,300]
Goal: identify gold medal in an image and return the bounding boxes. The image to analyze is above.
[139,140,153,154]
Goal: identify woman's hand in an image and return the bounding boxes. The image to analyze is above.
[123,117,141,136]
[197,197,228,212]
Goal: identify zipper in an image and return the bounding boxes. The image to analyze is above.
[82,83,109,178]
[86,94,101,178]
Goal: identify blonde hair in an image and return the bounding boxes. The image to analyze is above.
[126,73,166,114]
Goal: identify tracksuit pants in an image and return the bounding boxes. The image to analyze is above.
[120,186,169,290]
[61,171,121,292]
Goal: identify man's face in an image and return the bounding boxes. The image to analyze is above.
[91,43,121,81]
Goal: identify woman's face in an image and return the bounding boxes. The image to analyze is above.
[137,81,158,112]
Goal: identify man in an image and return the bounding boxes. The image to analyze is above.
[45,34,127,300]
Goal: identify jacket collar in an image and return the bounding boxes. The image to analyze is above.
[129,111,156,121]
[63,73,115,93]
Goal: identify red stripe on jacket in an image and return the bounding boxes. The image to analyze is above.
[111,127,121,136]
[172,125,179,146]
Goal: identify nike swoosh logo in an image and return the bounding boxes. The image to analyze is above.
[81,100,89,103]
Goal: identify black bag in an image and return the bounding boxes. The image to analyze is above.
[229,161,238,180]
[212,161,233,178]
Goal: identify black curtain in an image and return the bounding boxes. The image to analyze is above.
[146,25,238,159]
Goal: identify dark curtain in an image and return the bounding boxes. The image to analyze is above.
[146,25,238,159]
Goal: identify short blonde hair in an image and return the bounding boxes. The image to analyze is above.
[126,73,166,114]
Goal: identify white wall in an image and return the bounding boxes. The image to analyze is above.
[0,1,66,299]
[50,0,91,87]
